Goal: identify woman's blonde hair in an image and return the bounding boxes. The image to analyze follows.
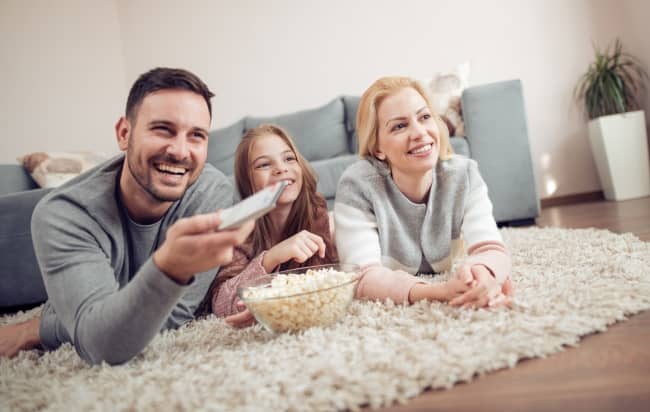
[234,124,337,269]
[356,76,453,161]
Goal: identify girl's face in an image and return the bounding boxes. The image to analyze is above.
[249,133,303,205]
[375,87,440,179]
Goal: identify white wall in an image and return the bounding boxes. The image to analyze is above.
[0,0,126,163]
[621,0,650,129]
[3,0,646,200]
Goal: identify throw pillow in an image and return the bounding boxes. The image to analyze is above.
[244,98,348,163]
[19,151,107,188]
[207,118,246,176]
[427,62,470,136]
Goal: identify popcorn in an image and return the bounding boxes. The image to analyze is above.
[240,267,357,333]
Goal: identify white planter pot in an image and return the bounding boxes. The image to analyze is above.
[587,110,650,201]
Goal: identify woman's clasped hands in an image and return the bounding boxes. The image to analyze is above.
[449,264,513,309]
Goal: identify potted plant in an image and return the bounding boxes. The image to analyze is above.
[575,39,650,200]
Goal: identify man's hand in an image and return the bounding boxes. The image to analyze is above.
[0,317,41,358]
[262,230,326,272]
[153,212,254,284]
[450,264,511,308]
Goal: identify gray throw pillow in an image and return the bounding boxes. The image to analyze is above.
[207,118,246,176]
[244,98,349,162]
[311,154,358,201]
[342,95,360,153]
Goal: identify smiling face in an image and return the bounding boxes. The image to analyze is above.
[375,87,440,180]
[248,133,303,206]
[116,89,210,206]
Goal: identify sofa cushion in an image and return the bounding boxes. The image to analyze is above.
[0,188,51,308]
[342,95,360,153]
[311,154,358,202]
[207,118,246,176]
[0,164,38,196]
[244,98,349,162]
[462,79,539,223]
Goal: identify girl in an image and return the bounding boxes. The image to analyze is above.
[335,76,513,308]
[199,124,337,326]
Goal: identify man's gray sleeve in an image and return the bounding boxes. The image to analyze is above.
[162,177,234,330]
[34,200,189,365]
[35,177,233,365]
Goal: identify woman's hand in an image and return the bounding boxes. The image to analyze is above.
[408,277,470,303]
[450,264,512,308]
[262,230,326,272]
[440,277,473,302]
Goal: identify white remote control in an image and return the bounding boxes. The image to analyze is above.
[218,180,289,230]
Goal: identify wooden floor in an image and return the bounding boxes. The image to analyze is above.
[536,196,650,241]
[379,196,650,412]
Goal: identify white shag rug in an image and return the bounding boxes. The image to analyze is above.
[1,227,650,412]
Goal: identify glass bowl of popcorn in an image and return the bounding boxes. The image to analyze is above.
[237,263,360,333]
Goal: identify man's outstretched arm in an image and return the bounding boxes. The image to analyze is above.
[33,201,252,365]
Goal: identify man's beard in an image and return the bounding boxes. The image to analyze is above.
[126,150,195,203]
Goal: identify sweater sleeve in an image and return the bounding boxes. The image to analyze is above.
[460,160,511,284]
[35,165,234,365]
[33,200,189,365]
[162,172,235,328]
[211,249,269,317]
[463,241,511,284]
[334,166,382,266]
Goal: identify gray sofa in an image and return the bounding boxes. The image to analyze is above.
[0,79,538,311]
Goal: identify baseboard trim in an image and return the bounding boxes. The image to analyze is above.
[540,191,604,208]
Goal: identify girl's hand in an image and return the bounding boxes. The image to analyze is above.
[262,230,326,271]
[450,264,511,308]
[224,301,257,328]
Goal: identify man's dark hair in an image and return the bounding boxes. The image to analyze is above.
[125,67,214,123]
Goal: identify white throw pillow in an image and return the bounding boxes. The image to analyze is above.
[19,151,107,188]
[424,62,470,136]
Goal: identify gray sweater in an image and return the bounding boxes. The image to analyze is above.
[334,156,508,294]
[32,155,233,364]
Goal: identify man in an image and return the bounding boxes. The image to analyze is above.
[0,68,253,364]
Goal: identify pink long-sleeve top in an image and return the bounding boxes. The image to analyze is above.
[197,202,336,317]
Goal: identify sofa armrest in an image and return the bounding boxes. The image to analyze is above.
[0,164,38,196]
[0,188,51,309]
[462,79,539,224]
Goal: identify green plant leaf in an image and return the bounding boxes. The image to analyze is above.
[575,38,649,119]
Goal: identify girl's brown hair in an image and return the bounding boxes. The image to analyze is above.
[234,124,337,269]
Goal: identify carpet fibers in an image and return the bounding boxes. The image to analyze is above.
[1,227,649,411]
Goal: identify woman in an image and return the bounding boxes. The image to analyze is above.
[335,76,512,308]
[199,124,337,326]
